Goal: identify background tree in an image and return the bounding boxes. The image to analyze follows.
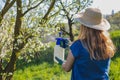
[57,0,93,41]
[107,11,120,31]
[0,0,57,79]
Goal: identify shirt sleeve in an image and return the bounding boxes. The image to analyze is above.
[70,40,82,58]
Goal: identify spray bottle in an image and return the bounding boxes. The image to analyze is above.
[54,32,65,63]
[54,32,70,63]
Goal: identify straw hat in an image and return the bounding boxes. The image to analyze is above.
[74,8,110,30]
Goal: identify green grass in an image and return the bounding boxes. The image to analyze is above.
[109,30,120,80]
[13,62,70,80]
[13,45,71,80]
[13,30,120,80]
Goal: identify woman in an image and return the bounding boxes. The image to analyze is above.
[62,8,115,80]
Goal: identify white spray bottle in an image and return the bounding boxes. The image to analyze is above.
[54,32,65,63]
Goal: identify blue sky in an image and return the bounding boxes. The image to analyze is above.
[0,0,120,14]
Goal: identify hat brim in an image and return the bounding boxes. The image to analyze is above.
[74,13,110,30]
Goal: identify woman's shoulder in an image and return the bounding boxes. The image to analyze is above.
[70,39,83,49]
[71,39,82,45]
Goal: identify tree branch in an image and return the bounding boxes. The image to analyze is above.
[71,0,91,19]
[0,0,16,24]
[60,0,69,19]
[22,0,44,16]
[43,0,56,19]
[61,28,70,35]
[1,0,16,17]
[2,0,10,10]
[48,10,60,19]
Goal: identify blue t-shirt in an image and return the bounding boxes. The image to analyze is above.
[70,40,110,80]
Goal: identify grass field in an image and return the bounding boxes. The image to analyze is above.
[109,30,120,80]
[13,30,120,80]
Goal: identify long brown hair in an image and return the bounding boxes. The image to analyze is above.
[78,25,115,60]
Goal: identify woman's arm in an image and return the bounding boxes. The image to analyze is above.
[62,51,75,72]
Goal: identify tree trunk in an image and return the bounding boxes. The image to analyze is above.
[68,18,74,41]
[4,51,18,80]
[4,0,22,79]
[0,15,3,25]
[0,0,56,80]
